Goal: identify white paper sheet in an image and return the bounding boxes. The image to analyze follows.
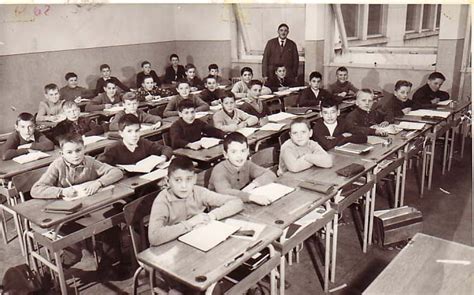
[63,185,114,201]
[139,168,168,181]
[437,100,453,106]
[117,155,166,173]
[407,109,451,118]
[259,123,285,131]
[82,135,107,145]
[267,112,296,122]
[195,137,221,149]
[237,127,259,137]
[195,112,210,119]
[178,220,240,252]
[397,121,426,130]
[245,183,295,203]
[12,151,50,164]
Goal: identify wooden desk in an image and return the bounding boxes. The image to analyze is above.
[174,144,224,166]
[364,233,473,295]
[137,222,282,294]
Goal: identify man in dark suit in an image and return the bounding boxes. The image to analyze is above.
[262,23,299,80]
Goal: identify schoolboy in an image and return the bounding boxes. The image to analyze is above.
[109,92,162,131]
[231,67,272,99]
[212,91,258,132]
[1,112,54,161]
[208,63,231,86]
[412,71,450,109]
[169,100,225,150]
[378,80,414,123]
[85,80,122,112]
[184,63,204,91]
[297,71,332,107]
[278,117,333,175]
[345,89,390,136]
[98,114,172,165]
[163,80,209,118]
[198,76,225,105]
[59,72,94,103]
[136,60,161,88]
[239,80,271,119]
[264,64,296,92]
[136,75,175,102]
[164,54,186,84]
[37,83,65,122]
[328,67,359,99]
[312,98,367,151]
[53,101,104,142]
[94,64,130,95]
[148,156,243,246]
[209,132,276,205]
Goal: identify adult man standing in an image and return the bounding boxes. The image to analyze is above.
[262,23,299,80]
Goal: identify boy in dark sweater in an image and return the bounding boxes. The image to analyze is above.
[328,66,358,99]
[2,112,54,160]
[85,80,123,112]
[239,80,271,119]
[109,92,162,131]
[412,71,450,109]
[198,76,225,105]
[164,54,186,84]
[264,64,296,92]
[163,80,209,117]
[312,98,367,150]
[59,72,94,103]
[378,80,414,123]
[184,63,204,91]
[136,75,175,102]
[94,64,130,96]
[170,99,225,150]
[136,61,161,88]
[208,63,231,86]
[297,71,332,107]
[98,113,172,165]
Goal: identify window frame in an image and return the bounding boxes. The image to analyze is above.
[405,4,441,34]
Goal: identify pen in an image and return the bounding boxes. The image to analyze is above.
[246,240,263,252]
[224,252,244,267]
[65,178,74,189]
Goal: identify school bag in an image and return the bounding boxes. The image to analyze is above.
[2,264,44,295]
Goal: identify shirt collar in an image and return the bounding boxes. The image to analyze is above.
[62,157,86,169]
[278,37,286,45]
[164,187,194,202]
[222,159,247,174]
[20,132,35,142]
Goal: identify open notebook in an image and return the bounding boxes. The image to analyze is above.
[259,123,285,131]
[62,185,115,201]
[192,137,221,149]
[267,112,296,122]
[178,220,240,252]
[12,151,50,164]
[335,143,374,154]
[396,121,426,130]
[237,127,259,137]
[103,106,125,114]
[117,155,166,173]
[82,135,107,145]
[407,109,451,118]
[243,183,295,203]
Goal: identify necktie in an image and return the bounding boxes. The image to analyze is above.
[281,40,284,48]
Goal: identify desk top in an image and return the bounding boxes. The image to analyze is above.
[364,233,473,295]
[12,184,134,228]
[174,144,223,163]
[137,221,282,291]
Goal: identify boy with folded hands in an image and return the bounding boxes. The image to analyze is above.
[109,92,162,131]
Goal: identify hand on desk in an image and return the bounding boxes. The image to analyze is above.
[187,213,211,228]
[431,98,440,104]
[337,91,347,97]
[342,132,352,138]
[378,121,390,128]
[402,107,412,115]
[374,129,388,136]
[186,142,202,150]
[249,194,272,206]
[74,96,82,104]
[151,121,162,130]
[62,187,78,199]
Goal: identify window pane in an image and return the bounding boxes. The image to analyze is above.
[368,4,383,35]
[422,4,434,30]
[406,4,418,31]
[341,4,359,38]
[435,4,441,28]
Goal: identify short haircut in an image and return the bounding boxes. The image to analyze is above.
[394,80,413,91]
[178,99,195,112]
[100,64,110,71]
[122,92,137,101]
[336,66,348,73]
[290,117,311,130]
[241,67,253,76]
[176,79,190,88]
[65,72,77,81]
[320,97,339,110]
[249,79,263,88]
[59,132,84,148]
[118,113,140,131]
[63,100,79,110]
[222,90,235,101]
[16,112,35,125]
[223,132,248,152]
[141,60,151,68]
[44,83,58,93]
[104,80,117,87]
[168,156,194,176]
[170,54,179,61]
[428,72,446,81]
[208,64,219,71]
[278,23,289,30]
[204,75,217,84]
[274,64,286,70]
[142,74,154,82]
[185,63,196,72]
[357,88,374,99]
[309,71,322,80]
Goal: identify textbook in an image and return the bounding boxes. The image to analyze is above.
[117,155,166,173]
[12,151,50,164]
[267,112,296,122]
[407,109,450,118]
[195,111,210,119]
[396,121,426,130]
[437,100,453,106]
[258,94,275,99]
[237,127,259,137]
[139,168,168,182]
[82,135,106,145]
[243,183,295,203]
[193,137,221,149]
[178,220,240,252]
[259,123,285,131]
[335,143,374,154]
[274,90,292,96]
[44,200,82,214]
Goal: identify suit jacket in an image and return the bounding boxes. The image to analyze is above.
[297,88,332,107]
[264,75,296,92]
[377,94,413,123]
[345,107,389,136]
[312,118,367,151]
[164,65,186,84]
[262,38,299,78]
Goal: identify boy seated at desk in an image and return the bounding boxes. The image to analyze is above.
[36,83,65,122]
[85,80,123,112]
[312,98,367,151]
[264,64,297,92]
[1,112,54,161]
[208,63,231,86]
[345,89,391,136]
[231,67,272,99]
[209,132,276,205]
[94,63,130,96]
[184,63,204,92]
[198,76,225,106]
[52,101,104,143]
[378,80,414,123]
[136,75,175,102]
[164,54,186,85]
[328,66,358,100]
[109,92,162,131]
[170,99,225,150]
[297,71,332,107]
[148,156,243,247]
[239,80,271,119]
[412,71,450,110]
[278,117,333,175]
[98,114,172,165]
[59,72,94,103]
[136,60,161,88]
[163,80,209,118]
[212,91,258,132]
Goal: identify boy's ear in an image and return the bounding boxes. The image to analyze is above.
[309,128,313,138]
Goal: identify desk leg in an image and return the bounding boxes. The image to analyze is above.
[448,126,455,171]
[366,182,375,249]
[394,150,402,208]
[330,213,338,283]
[53,251,68,294]
[428,133,436,190]
[401,155,408,207]
[442,129,449,175]
[324,218,331,293]
[279,255,286,295]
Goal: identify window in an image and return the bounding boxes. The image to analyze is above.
[341,4,359,39]
[367,4,384,36]
[435,4,442,29]
[405,4,441,33]
[422,5,435,30]
[405,4,419,32]
[339,4,387,42]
